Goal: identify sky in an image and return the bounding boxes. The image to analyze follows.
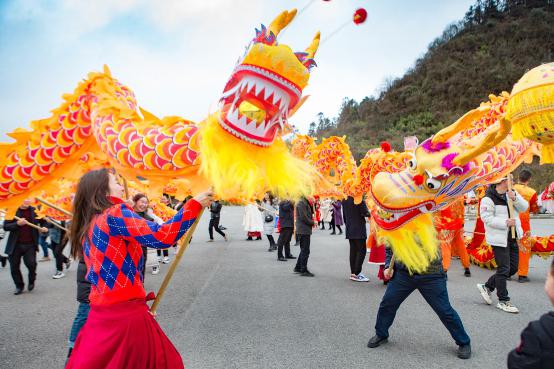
[0,0,476,141]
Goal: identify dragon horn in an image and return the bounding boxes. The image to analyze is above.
[432,104,490,144]
[305,32,321,59]
[268,9,297,38]
[453,117,512,165]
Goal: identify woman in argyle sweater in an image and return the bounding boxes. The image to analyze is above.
[66,168,212,369]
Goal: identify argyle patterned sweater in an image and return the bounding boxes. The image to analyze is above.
[83,197,201,305]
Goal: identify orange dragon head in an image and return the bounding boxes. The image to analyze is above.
[218,9,319,146]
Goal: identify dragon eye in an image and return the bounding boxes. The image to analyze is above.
[426,177,441,190]
[407,156,417,171]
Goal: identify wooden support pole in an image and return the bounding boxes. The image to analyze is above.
[150,208,204,315]
[36,197,73,218]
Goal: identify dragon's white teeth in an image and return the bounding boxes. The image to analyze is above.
[264,87,273,101]
[255,81,264,96]
[273,93,281,106]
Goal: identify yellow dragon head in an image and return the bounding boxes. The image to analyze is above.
[218,9,319,146]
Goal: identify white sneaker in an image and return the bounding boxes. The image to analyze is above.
[162,256,170,264]
[52,271,65,279]
[477,284,492,305]
[356,274,370,282]
[152,266,160,275]
[496,301,519,314]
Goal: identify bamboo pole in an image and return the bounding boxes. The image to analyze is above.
[506,174,516,238]
[150,208,204,314]
[250,202,278,215]
[44,217,69,232]
[13,216,46,232]
[36,197,73,218]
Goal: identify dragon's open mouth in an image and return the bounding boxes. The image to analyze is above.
[218,64,300,146]
[371,190,436,230]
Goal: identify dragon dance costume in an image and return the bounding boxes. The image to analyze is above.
[434,198,470,272]
[513,183,539,279]
[66,197,202,369]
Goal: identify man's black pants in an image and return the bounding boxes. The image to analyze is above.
[53,241,69,272]
[295,234,311,272]
[209,217,226,240]
[277,227,293,259]
[485,239,519,302]
[9,243,37,289]
[349,239,367,275]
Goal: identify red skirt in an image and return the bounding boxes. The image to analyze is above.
[66,299,184,369]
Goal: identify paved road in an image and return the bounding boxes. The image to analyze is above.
[0,207,552,369]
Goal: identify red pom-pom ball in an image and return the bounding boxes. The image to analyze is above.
[380,141,391,153]
[413,174,424,186]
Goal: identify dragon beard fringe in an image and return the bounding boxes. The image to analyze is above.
[378,213,439,274]
[198,115,316,200]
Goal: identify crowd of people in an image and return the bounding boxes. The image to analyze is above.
[0,168,553,368]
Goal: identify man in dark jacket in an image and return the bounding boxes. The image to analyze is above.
[294,197,315,277]
[507,257,554,368]
[367,248,472,360]
[277,199,296,261]
[208,200,227,242]
[342,196,370,282]
[3,199,48,294]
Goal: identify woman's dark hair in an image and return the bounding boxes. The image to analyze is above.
[70,168,113,259]
[132,193,148,204]
[264,192,274,204]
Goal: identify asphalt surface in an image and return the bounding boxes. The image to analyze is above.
[0,207,552,369]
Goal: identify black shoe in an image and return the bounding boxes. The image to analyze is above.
[457,344,471,359]
[268,247,274,252]
[286,255,296,259]
[300,270,314,277]
[256,237,262,240]
[293,267,303,273]
[330,232,336,235]
[278,257,287,261]
[14,287,24,295]
[28,283,35,292]
[518,276,530,283]
[0,256,6,268]
[367,335,388,348]
[246,237,253,241]
[464,268,471,277]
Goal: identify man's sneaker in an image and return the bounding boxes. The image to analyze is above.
[464,268,471,277]
[350,274,358,281]
[518,276,530,283]
[476,284,492,305]
[496,301,519,313]
[152,266,160,275]
[162,256,170,264]
[356,274,370,282]
[52,271,65,279]
[300,270,315,277]
[65,259,71,270]
[457,344,471,359]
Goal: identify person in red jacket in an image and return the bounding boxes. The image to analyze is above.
[65,168,212,369]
